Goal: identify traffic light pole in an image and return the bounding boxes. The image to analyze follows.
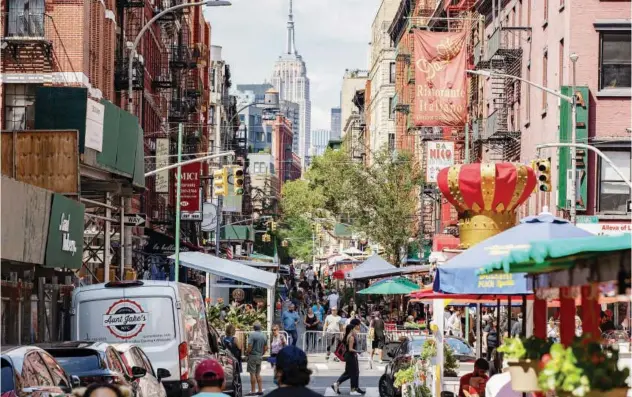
[215,196,223,260]
[174,123,183,282]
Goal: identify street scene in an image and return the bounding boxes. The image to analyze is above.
[0,0,631,397]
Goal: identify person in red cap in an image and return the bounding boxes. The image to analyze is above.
[193,359,229,397]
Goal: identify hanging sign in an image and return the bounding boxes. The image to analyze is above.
[178,162,201,221]
[155,138,170,193]
[426,141,455,183]
[413,30,467,127]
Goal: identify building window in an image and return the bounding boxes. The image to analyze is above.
[525,64,531,124]
[559,39,564,88]
[599,150,631,212]
[7,0,45,37]
[388,97,394,119]
[542,50,548,112]
[389,62,396,84]
[599,31,631,90]
[388,133,395,152]
[543,0,549,24]
[3,84,38,131]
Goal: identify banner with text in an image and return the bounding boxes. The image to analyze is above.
[155,138,169,193]
[426,141,455,183]
[178,162,201,220]
[413,30,467,127]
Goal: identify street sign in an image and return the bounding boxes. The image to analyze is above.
[576,216,598,224]
[124,214,146,226]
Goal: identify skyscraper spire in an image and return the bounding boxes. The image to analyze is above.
[286,0,297,55]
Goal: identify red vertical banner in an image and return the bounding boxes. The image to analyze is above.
[534,296,547,339]
[559,287,575,346]
[413,30,467,127]
[179,162,201,213]
[581,283,600,341]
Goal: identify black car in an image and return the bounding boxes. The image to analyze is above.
[379,336,476,397]
[38,341,146,395]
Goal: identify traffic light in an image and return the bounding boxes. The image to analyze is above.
[270,221,277,232]
[576,149,586,168]
[262,233,271,242]
[213,167,228,196]
[536,159,552,192]
[233,166,244,195]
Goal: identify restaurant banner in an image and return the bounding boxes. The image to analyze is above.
[425,141,455,183]
[413,30,467,127]
[178,162,201,220]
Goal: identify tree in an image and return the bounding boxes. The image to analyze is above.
[277,216,314,263]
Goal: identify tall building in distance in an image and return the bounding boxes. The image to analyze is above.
[271,0,311,170]
[330,108,342,140]
[310,129,331,158]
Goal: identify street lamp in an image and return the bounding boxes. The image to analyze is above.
[467,62,579,223]
[126,0,231,281]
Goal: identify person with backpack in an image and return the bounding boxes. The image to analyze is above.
[330,319,366,396]
[223,324,242,373]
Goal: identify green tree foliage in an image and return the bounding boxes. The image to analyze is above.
[277,216,314,263]
[279,147,421,265]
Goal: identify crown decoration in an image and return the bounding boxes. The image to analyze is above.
[437,163,536,248]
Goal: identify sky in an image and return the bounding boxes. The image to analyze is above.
[205,0,382,131]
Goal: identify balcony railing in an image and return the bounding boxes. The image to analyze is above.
[473,41,483,68]
[169,99,190,122]
[3,11,49,41]
[114,58,144,91]
[169,45,191,69]
[486,28,522,61]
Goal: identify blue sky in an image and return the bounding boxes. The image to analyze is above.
[205,0,381,130]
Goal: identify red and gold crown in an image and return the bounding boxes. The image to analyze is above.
[437,163,536,248]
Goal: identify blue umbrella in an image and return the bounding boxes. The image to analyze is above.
[433,212,594,295]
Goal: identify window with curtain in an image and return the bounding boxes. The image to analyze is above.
[389,62,396,84]
[3,84,38,130]
[599,31,631,90]
[7,0,45,36]
[599,150,631,212]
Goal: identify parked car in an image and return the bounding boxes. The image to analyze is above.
[1,346,80,397]
[378,336,476,397]
[71,280,241,397]
[38,341,142,395]
[113,344,168,397]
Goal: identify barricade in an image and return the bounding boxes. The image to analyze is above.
[302,331,372,361]
[235,330,290,358]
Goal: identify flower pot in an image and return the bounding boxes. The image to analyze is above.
[587,388,630,397]
[507,360,541,392]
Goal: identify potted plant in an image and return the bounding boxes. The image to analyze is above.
[419,339,459,377]
[538,338,630,397]
[498,336,553,392]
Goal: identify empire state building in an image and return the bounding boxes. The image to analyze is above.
[271,0,311,170]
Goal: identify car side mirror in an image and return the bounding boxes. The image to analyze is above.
[131,366,147,379]
[156,368,171,381]
[71,375,81,388]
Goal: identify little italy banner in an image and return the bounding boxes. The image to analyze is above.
[413,30,467,127]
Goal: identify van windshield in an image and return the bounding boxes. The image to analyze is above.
[77,297,176,346]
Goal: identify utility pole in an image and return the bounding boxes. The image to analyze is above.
[174,123,183,282]
[569,53,579,224]
[215,196,223,260]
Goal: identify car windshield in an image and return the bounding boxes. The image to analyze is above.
[47,350,102,374]
[1,359,15,393]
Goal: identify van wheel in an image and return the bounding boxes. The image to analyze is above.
[231,373,242,397]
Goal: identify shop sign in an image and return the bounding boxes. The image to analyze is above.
[178,162,201,221]
[155,138,169,193]
[85,98,105,152]
[426,141,454,183]
[45,194,85,269]
[576,222,632,236]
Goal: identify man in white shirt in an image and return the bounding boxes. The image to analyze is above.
[447,308,463,338]
[485,358,521,397]
[323,308,343,360]
[328,291,340,310]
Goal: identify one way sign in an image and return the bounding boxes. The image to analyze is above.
[124,214,146,226]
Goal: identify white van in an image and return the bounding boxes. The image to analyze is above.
[71,280,241,397]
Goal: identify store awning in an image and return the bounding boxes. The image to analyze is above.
[168,251,277,289]
[346,255,396,279]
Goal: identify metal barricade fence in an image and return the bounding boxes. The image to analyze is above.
[302,331,371,361]
[385,328,428,342]
[235,330,290,358]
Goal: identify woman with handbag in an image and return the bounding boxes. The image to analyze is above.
[330,319,366,396]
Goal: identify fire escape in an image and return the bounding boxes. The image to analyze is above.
[471,0,528,163]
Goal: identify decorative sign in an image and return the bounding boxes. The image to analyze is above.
[413,31,467,127]
[103,299,148,340]
[85,98,105,152]
[124,214,146,226]
[426,141,455,183]
[178,162,201,221]
[155,138,170,193]
[576,222,632,236]
[45,193,85,269]
[232,289,245,302]
[59,213,77,256]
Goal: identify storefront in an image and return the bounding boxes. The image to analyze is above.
[576,216,632,236]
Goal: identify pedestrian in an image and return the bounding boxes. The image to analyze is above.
[311,300,325,324]
[222,324,242,373]
[510,313,523,337]
[486,321,499,361]
[328,290,340,310]
[245,322,267,396]
[547,317,559,342]
[192,358,231,397]
[575,315,583,337]
[265,346,321,397]
[75,384,129,397]
[323,307,343,360]
[282,303,300,347]
[304,306,320,352]
[331,319,366,396]
[270,324,287,368]
[447,308,463,338]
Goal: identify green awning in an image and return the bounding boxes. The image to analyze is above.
[477,233,632,275]
[358,277,421,295]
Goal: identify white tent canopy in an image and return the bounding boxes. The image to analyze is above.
[342,247,365,256]
[169,251,277,289]
[346,254,396,280]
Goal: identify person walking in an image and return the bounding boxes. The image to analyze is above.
[311,301,325,325]
[192,359,230,397]
[269,325,287,369]
[265,346,321,397]
[486,321,499,361]
[323,307,343,361]
[328,290,340,310]
[245,322,267,396]
[222,324,242,373]
[304,307,320,352]
[331,319,366,396]
[369,312,386,366]
[447,308,463,338]
[510,313,523,338]
[282,304,300,347]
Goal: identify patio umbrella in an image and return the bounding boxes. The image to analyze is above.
[372,276,420,289]
[433,211,594,295]
[358,277,421,295]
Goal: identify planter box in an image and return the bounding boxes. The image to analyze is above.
[508,360,541,392]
